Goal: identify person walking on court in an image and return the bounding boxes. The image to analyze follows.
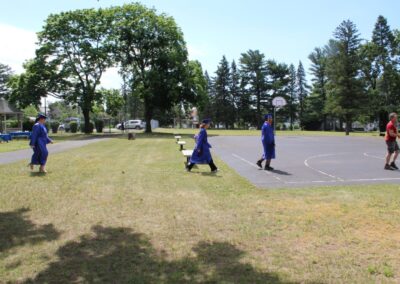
[256,114,275,171]
[29,114,53,173]
[186,119,218,173]
[384,112,400,170]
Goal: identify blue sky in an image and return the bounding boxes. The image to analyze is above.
[1,0,399,88]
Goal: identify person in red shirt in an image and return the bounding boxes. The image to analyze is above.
[385,113,400,170]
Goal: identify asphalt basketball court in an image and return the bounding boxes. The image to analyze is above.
[209,135,400,188]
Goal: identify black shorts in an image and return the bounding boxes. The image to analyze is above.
[386,141,399,154]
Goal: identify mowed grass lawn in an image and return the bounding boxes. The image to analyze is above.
[1,136,400,283]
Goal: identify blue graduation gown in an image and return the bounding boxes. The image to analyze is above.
[30,123,52,166]
[190,128,213,164]
[261,122,275,160]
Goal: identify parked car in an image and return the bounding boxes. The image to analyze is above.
[117,120,146,130]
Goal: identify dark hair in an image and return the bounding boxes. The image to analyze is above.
[389,113,397,121]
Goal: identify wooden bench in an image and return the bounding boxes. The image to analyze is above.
[177,141,186,151]
[174,135,182,142]
[182,149,193,164]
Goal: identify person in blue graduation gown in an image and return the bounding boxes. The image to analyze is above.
[186,119,218,173]
[256,114,276,171]
[29,114,53,173]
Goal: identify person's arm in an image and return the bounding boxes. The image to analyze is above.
[30,125,39,148]
[388,126,398,138]
[196,130,205,154]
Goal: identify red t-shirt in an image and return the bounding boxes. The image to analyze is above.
[386,121,398,142]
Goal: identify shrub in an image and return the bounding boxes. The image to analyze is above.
[22,119,35,132]
[70,121,78,133]
[80,122,94,133]
[95,119,104,133]
[8,120,19,128]
[51,121,60,134]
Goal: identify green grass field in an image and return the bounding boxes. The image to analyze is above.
[1,135,399,283]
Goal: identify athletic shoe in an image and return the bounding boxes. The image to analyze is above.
[256,161,262,168]
[264,166,274,171]
[390,162,399,170]
[385,164,395,170]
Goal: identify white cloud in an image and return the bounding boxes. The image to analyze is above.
[0,23,37,73]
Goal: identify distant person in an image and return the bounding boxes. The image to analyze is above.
[384,112,400,170]
[29,114,53,173]
[186,119,218,173]
[256,114,275,171]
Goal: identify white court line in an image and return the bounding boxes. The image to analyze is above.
[232,153,400,186]
[363,152,385,160]
[304,153,345,181]
[231,153,283,182]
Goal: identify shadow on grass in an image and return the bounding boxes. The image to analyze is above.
[29,172,47,178]
[24,225,297,284]
[0,208,60,254]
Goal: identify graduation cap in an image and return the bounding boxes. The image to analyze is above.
[202,118,211,124]
[35,113,47,123]
[264,114,273,120]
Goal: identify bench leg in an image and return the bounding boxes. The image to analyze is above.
[180,144,184,151]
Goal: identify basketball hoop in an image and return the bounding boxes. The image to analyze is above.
[272,97,287,109]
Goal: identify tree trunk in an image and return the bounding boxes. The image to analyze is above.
[144,100,152,133]
[82,108,91,134]
[345,115,351,136]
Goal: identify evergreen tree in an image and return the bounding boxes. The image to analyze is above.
[308,47,328,130]
[287,64,297,130]
[202,71,215,119]
[296,61,309,126]
[267,60,290,129]
[213,56,234,128]
[239,50,268,127]
[230,60,241,126]
[371,15,399,130]
[325,20,366,135]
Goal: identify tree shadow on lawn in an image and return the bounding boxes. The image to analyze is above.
[0,208,60,254]
[24,225,298,284]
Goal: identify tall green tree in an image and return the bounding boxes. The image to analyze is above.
[102,89,125,118]
[0,63,12,97]
[325,20,366,135]
[113,3,189,133]
[213,56,234,128]
[230,60,241,126]
[239,50,268,127]
[267,60,290,128]
[287,64,297,129]
[7,59,51,108]
[296,61,309,126]
[308,47,328,130]
[371,15,398,130]
[34,8,115,133]
[201,71,215,119]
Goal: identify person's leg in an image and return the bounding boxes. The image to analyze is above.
[264,159,273,170]
[209,159,218,172]
[390,144,399,169]
[256,157,264,168]
[385,151,392,165]
[385,142,395,170]
[186,162,195,171]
